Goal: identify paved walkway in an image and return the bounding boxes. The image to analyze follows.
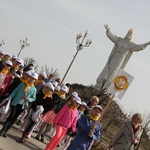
[0,123,65,150]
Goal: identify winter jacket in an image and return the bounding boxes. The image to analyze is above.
[9,82,36,109]
[32,91,55,114]
[53,104,78,132]
[110,121,143,150]
[0,74,12,98]
[67,115,102,150]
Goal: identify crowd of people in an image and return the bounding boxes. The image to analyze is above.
[0,50,144,150]
[0,51,103,150]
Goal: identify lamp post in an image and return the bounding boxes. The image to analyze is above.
[17,38,30,57]
[0,39,5,47]
[61,30,93,84]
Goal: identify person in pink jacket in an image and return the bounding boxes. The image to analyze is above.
[45,96,82,150]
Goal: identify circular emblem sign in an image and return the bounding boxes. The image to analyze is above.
[113,75,129,92]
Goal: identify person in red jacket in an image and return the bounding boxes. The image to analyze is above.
[0,60,13,102]
[45,96,82,150]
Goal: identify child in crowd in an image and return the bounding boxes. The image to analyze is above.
[66,92,78,105]
[78,101,87,119]
[0,54,11,69]
[10,58,24,78]
[17,105,44,143]
[56,91,78,148]
[84,96,99,115]
[0,60,13,101]
[0,69,31,123]
[35,85,68,142]
[10,71,35,126]
[67,105,103,150]
[45,96,82,150]
[62,101,87,150]
[0,71,38,138]
[35,71,47,94]
[6,68,31,97]
[19,82,55,138]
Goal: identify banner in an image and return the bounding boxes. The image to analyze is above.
[107,69,134,99]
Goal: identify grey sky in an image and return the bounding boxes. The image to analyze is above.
[1,0,150,115]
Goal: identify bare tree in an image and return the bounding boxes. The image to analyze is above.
[41,65,59,80]
[23,57,38,71]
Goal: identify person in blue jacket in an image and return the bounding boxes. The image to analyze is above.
[67,105,103,150]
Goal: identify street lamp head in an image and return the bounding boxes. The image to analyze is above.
[25,42,30,47]
[76,33,83,40]
[0,39,5,47]
[18,38,30,57]
[89,39,93,44]
[76,34,80,40]
[61,30,92,84]
[85,30,89,34]
[20,38,30,48]
[86,39,89,45]
[76,30,93,48]
[79,33,83,38]
[85,39,93,46]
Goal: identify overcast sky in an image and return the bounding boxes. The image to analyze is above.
[1,0,150,115]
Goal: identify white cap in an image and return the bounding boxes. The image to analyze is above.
[20,65,24,68]
[29,72,38,80]
[45,82,54,91]
[54,86,60,91]
[72,92,78,97]
[12,55,17,59]
[5,60,12,66]
[39,71,47,79]
[16,58,24,66]
[73,96,82,105]
[61,85,68,93]
[81,102,87,106]
[52,81,58,87]
[94,105,103,111]
[0,50,5,55]
[25,70,32,76]
[16,58,22,63]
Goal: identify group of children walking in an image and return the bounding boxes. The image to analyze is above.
[0,52,103,150]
